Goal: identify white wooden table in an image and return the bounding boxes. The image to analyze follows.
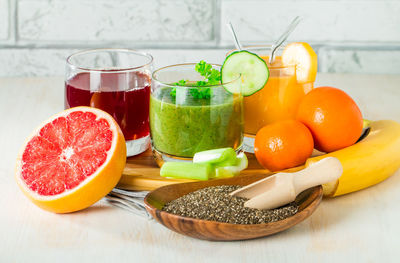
[1,74,400,262]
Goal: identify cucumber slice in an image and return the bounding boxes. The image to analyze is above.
[221,50,269,96]
[160,162,212,181]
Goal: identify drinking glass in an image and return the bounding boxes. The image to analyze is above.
[150,63,243,166]
[228,46,314,152]
[65,48,153,157]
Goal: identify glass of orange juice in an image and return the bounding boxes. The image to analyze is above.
[229,45,315,152]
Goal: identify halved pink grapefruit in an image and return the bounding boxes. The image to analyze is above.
[15,106,126,213]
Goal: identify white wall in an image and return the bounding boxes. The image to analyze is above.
[0,0,399,77]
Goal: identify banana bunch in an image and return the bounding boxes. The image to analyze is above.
[306,120,400,197]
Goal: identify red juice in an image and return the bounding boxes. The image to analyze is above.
[65,72,151,141]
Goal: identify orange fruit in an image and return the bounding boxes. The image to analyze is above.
[254,120,314,171]
[296,86,363,152]
[15,107,126,213]
[282,42,318,84]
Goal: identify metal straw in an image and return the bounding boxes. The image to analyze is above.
[227,22,243,51]
[269,16,302,64]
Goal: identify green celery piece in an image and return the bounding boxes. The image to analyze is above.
[213,153,248,179]
[235,152,249,170]
[193,148,237,166]
[160,162,212,181]
[215,166,238,179]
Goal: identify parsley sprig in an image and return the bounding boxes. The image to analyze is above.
[170,61,221,99]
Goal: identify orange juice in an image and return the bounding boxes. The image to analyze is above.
[244,56,313,135]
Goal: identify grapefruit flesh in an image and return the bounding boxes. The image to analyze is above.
[16,107,126,213]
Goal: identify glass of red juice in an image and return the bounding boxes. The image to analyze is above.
[65,49,153,157]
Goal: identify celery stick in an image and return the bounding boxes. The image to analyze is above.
[236,152,248,170]
[215,167,237,178]
[160,162,212,181]
[214,153,248,179]
[193,148,237,166]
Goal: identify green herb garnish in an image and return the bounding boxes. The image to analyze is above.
[170,61,221,99]
[195,60,221,85]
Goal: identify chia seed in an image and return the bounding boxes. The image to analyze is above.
[162,185,298,224]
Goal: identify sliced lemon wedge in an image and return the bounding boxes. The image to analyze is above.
[282,42,318,84]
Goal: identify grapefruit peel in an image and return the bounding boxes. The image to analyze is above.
[15,107,126,213]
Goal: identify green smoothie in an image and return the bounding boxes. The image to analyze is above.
[150,87,243,157]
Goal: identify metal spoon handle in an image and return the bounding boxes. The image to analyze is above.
[105,189,152,219]
[269,16,302,64]
[106,195,150,218]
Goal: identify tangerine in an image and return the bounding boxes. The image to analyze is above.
[254,120,314,171]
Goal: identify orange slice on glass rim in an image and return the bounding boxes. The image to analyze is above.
[282,42,318,84]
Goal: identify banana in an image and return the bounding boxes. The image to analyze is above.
[305,120,400,197]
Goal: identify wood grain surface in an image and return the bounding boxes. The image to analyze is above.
[144,174,323,241]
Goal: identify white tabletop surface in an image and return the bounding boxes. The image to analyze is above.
[1,74,400,262]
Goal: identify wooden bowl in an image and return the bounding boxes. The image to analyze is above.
[144,173,323,241]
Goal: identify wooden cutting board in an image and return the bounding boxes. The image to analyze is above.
[117,149,304,191]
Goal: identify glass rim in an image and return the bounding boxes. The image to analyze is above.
[152,63,241,89]
[66,48,153,73]
[227,45,296,69]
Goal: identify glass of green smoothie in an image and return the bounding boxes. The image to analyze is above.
[150,63,243,166]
